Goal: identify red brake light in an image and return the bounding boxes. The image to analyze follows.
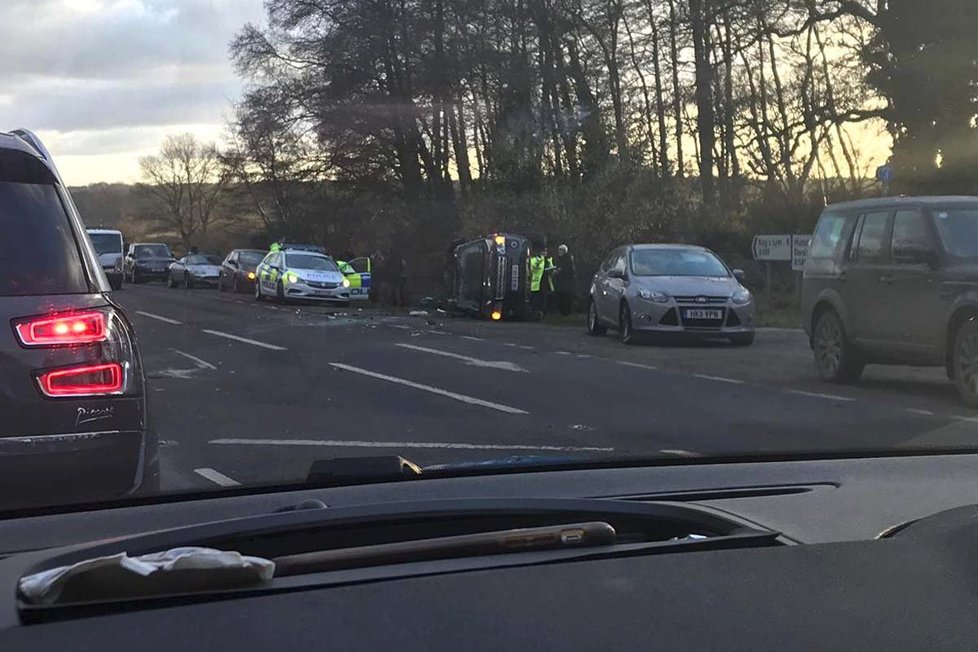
[38,363,124,397]
[14,311,107,346]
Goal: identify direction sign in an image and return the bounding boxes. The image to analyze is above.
[876,164,893,184]
[791,235,811,271]
[752,235,792,261]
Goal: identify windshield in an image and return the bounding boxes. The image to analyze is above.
[286,254,338,271]
[89,232,123,255]
[136,245,171,259]
[630,249,729,277]
[932,208,978,258]
[7,0,978,516]
[239,251,265,265]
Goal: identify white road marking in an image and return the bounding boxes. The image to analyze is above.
[503,343,520,347]
[951,415,978,424]
[460,336,484,342]
[135,311,182,325]
[171,349,217,370]
[391,324,412,330]
[518,345,535,351]
[395,343,528,373]
[203,329,287,351]
[554,351,573,356]
[617,361,659,371]
[659,449,702,458]
[210,438,611,452]
[907,408,937,417]
[194,468,241,487]
[787,389,855,402]
[693,374,745,385]
[576,354,592,359]
[428,330,450,336]
[330,363,528,414]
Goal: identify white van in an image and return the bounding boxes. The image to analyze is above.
[86,228,124,290]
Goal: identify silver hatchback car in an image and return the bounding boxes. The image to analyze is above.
[588,244,756,345]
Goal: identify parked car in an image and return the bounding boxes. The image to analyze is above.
[801,196,978,406]
[0,128,155,507]
[219,249,266,293]
[123,243,174,284]
[86,228,124,290]
[167,254,223,289]
[588,244,755,345]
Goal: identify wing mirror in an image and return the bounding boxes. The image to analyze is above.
[733,269,746,282]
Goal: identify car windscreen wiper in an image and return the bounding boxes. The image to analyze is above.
[272,522,617,577]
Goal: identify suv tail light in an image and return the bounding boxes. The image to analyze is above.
[14,311,107,347]
[37,363,124,397]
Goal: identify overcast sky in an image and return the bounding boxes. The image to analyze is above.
[0,0,265,185]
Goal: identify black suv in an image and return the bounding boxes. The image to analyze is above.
[0,129,155,508]
[802,196,978,406]
[123,242,174,284]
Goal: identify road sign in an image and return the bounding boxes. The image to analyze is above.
[752,235,792,261]
[876,164,893,184]
[791,235,811,271]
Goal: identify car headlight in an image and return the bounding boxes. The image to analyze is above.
[247,271,256,280]
[342,277,351,288]
[638,289,670,303]
[732,288,752,305]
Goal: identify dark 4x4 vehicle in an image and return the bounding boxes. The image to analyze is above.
[802,196,978,406]
[0,129,155,508]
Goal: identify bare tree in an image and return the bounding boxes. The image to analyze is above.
[138,134,230,248]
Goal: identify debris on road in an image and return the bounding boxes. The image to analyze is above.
[409,310,429,317]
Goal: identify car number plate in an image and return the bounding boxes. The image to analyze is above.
[313,290,331,296]
[683,309,722,320]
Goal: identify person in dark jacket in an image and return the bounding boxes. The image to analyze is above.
[554,244,576,316]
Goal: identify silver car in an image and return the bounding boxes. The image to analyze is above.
[588,244,755,345]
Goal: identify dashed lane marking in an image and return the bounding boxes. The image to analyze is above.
[693,374,745,385]
[617,361,659,371]
[907,408,937,417]
[209,438,612,453]
[460,336,484,342]
[786,390,856,402]
[202,329,287,351]
[390,325,412,330]
[330,363,528,414]
[194,468,241,487]
[171,349,217,370]
[395,343,528,373]
[135,311,182,325]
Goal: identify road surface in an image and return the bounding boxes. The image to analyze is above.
[113,284,978,493]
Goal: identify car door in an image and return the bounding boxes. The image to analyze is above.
[124,245,135,275]
[880,208,945,357]
[262,253,282,292]
[592,248,617,323]
[845,210,894,351]
[602,249,629,323]
[222,251,238,283]
[348,257,371,298]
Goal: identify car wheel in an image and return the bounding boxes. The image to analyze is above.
[813,310,864,383]
[730,332,755,347]
[618,302,637,345]
[254,280,263,301]
[587,299,607,336]
[952,319,978,408]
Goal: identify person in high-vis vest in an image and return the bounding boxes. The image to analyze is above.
[530,250,553,313]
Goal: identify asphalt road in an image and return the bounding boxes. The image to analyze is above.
[112,283,978,494]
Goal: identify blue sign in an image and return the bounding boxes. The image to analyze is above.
[876,164,893,184]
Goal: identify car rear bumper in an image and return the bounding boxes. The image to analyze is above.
[0,429,157,508]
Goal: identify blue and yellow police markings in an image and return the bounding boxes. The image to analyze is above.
[338,258,371,300]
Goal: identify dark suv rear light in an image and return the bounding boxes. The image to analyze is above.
[13,311,107,347]
[37,362,124,397]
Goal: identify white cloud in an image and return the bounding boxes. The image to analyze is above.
[0,0,265,182]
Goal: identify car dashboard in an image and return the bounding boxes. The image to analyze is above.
[3,452,978,650]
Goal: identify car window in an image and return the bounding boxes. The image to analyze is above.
[88,232,123,255]
[810,212,848,259]
[186,255,221,265]
[0,182,89,296]
[630,249,729,277]
[611,251,627,274]
[136,245,171,259]
[285,253,339,271]
[854,212,890,264]
[932,207,978,258]
[239,251,265,265]
[891,210,935,265]
[349,258,370,274]
[600,249,619,272]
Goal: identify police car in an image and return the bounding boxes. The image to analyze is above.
[254,247,352,305]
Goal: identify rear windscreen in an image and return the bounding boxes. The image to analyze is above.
[0,182,88,296]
